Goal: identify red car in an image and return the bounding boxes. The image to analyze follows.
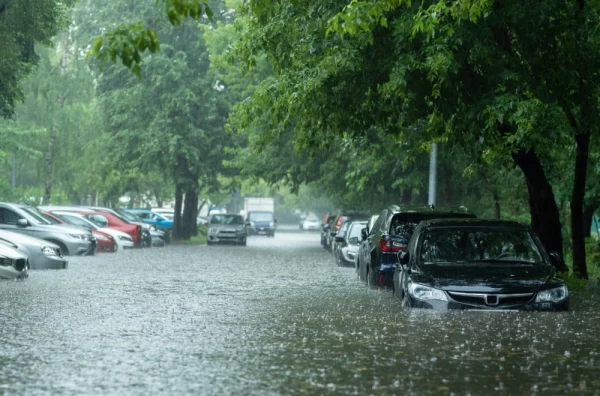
[41,211,117,253]
[79,212,143,247]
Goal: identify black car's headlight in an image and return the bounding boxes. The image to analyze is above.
[408,282,448,302]
[535,286,568,303]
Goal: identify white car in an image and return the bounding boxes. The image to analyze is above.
[0,242,28,279]
[301,216,320,231]
[50,212,134,250]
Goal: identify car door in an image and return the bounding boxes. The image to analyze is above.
[364,209,387,278]
[0,208,35,237]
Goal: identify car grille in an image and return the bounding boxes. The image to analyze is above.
[14,259,26,271]
[448,292,534,307]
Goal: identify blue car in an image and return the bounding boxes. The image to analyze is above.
[124,209,173,231]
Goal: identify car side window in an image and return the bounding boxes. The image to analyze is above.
[370,210,387,235]
[0,208,22,225]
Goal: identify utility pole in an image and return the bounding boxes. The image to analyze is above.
[11,152,16,189]
[428,143,438,206]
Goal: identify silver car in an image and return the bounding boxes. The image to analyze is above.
[0,203,95,256]
[207,214,247,246]
[0,230,67,270]
[0,242,29,279]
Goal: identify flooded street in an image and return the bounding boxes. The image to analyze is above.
[1,230,600,395]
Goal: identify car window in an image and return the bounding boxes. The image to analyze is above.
[21,207,53,225]
[61,215,93,228]
[86,214,110,227]
[348,222,366,239]
[371,209,387,235]
[211,215,244,225]
[420,227,544,264]
[0,208,22,225]
[248,212,273,222]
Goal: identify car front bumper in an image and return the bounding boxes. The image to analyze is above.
[29,252,68,270]
[405,295,569,311]
[64,239,94,256]
[0,265,28,279]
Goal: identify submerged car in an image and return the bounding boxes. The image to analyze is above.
[334,220,367,267]
[393,219,569,311]
[0,203,95,256]
[0,242,29,279]
[207,214,247,246]
[49,211,134,250]
[0,230,67,270]
[358,205,476,288]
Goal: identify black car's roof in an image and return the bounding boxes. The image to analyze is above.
[388,205,473,215]
[419,218,529,229]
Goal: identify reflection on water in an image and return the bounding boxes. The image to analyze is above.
[0,232,598,395]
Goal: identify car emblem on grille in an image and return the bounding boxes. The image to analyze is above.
[485,295,499,306]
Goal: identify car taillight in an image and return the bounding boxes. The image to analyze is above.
[378,236,407,253]
[335,217,343,231]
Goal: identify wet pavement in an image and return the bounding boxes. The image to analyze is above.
[1,230,600,395]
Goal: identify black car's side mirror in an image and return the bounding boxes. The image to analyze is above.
[17,219,29,227]
[549,252,565,268]
[245,221,251,226]
[334,235,345,243]
[361,228,368,241]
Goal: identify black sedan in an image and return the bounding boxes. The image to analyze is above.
[393,219,568,311]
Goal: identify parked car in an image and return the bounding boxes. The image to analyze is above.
[358,205,476,288]
[41,211,118,253]
[50,211,135,250]
[393,218,569,311]
[39,206,153,248]
[321,215,335,250]
[0,230,67,270]
[334,220,367,267]
[0,242,29,279]
[301,216,320,231]
[78,212,143,247]
[125,209,173,234]
[207,214,247,246]
[328,211,371,253]
[0,203,95,256]
[114,209,167,245]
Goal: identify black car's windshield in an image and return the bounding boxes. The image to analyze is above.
[248,212,273,222]
[421,227,545,264]
[211,215,244,225]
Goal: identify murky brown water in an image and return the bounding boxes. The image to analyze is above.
[1,231,599,395]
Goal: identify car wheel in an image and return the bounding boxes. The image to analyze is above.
[367,267,378,288]
[240,238,247,247]
[207,240,215,246]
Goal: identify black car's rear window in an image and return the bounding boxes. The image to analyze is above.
[390,213,475,236]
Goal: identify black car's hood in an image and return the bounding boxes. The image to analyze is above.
[422,263,554,293]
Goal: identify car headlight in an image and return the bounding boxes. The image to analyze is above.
[150,226,156,231]
[118,235,133,241]
[536,286,568,303]
[209,227,218,234]
[95,234,109,241]
[408,282,448,302]
[70,234,88,240]
[269,221,275,227]
[41,245,57,256]
[249,221,255,227]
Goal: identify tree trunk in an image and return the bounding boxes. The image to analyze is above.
[583,204,598,239]
[570,132,590,279]
[512,148,567,272]
[172,183,184,240]
[181,184,198,239]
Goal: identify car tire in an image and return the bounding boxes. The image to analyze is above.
[367,267,378,288]
[207,240,215,246]
[240,238,247,247]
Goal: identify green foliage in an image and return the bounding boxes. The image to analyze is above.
[0,0,75,118]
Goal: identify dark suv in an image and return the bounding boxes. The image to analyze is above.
[357,205,475,287]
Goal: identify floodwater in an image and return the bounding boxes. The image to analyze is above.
[1,230,599,395]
